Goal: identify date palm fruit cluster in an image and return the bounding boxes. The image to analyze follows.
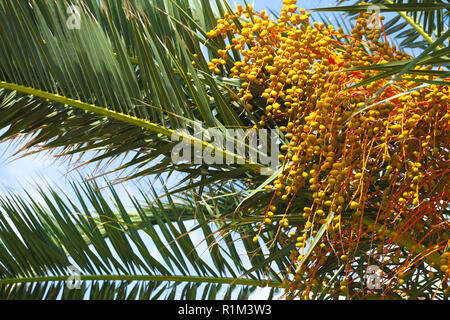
[205,0,449,299]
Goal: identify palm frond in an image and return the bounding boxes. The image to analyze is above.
[0,0,261,180]
[318,0,450,50]
[0,179,288,300]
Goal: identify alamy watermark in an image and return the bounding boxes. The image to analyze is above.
[366,5,382,31]
[366,265,383,290]
[67,5,82,30]
[66,265,81,290]
[171,122,280,175]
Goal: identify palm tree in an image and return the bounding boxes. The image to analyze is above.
[0,0,448,300]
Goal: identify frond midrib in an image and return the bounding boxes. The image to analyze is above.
[0,81,264,173]
[383,0,439,46]
[0,274,282,288]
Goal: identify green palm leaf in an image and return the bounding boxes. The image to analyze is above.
[0,0,262,182]
[320,0,450,49]
[0,179,288,300]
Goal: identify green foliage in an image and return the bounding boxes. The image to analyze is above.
[0,180,288,299]
[0,0,448,300]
